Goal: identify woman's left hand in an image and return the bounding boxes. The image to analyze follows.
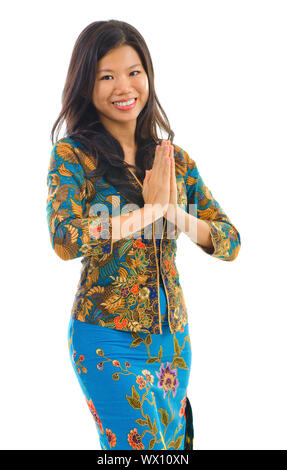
[166,141,178,208]
[145,140,178,218]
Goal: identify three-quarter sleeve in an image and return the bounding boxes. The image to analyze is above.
[183,150,241,261]
[46,140,114,261]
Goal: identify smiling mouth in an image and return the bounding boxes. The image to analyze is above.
[112,97,137,104]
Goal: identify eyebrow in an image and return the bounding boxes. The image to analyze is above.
[97,63,142,73]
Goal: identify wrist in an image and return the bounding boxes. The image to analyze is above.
[164,203,179,223]
[147,203,165,221]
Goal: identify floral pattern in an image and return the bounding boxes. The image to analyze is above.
[85,397,104,434]
[46,138,241,336]
[156,362,179,399]
[67,315,193,450]
[49,136,242,451]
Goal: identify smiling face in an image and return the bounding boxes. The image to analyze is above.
[92,45,149,130]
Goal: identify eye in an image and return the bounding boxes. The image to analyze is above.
[100,70,141,80]
[100,75,112,80]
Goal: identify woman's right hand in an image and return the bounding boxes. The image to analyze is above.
[142,141,171,214]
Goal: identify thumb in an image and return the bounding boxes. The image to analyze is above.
[145,169,152,181]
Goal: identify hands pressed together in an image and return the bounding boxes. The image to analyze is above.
[142,140,178,218]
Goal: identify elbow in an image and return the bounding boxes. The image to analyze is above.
[53,245,75,261]
[224,233,241,262]
[226,243,241,261]
[205,221,241,261]
[230,229,241,261]
[52,241,77,261]
[49,231,80,261]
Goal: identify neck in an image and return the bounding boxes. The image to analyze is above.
[100,116,137,150]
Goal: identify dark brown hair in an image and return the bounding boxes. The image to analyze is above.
[50,19,175,206]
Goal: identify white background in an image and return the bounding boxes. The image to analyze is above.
[1,0,286,450]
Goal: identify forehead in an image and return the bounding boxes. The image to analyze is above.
[96,45,142,72]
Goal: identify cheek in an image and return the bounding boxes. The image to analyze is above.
[138,76,149,96]
[93,82,110,102]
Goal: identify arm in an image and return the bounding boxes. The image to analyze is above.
[167,206,215,251]
[181,150,241,261]
[46,140,164,261]
[46,140,113,261]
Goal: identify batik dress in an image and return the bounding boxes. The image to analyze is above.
[67,234,194,451]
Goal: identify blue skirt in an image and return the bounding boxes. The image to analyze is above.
[67,284,194,450]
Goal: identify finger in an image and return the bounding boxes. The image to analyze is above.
[161,143,172,178]
[170,149,177,196]
[166,144,173,164]
[170,145,175,169]
[169,148,175,183]
[169,150,173,189]
[154,145,168,179]
[161,140,170,152]
[170,147,176,183]
[163,154,171,179]
[161,143,171,166]
[153,143,170,181]
[152,144,164,174]
[162,140,172,153]
[166,146,174,185]
[146,169,152,182]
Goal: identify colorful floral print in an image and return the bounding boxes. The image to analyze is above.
[47,138,241,335]
[72,351,87,374]
[106,428,117,448]
[156,362,179,399]
[67,314,193,450]
[85,397,104,434]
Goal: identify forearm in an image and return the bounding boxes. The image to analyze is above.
[166,205,214,250]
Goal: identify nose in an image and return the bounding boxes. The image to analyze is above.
[113,74,134,94]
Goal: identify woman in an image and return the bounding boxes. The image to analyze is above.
[47,19,241,450]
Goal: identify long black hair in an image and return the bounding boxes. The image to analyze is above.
[50,19,175,207]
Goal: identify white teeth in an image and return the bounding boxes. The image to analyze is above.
[113,98,136,106]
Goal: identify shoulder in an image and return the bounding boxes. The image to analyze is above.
[51,136,86,159]
[49,137,95,175]
[172,143,197,177]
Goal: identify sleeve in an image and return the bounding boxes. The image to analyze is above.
[183,150,241,261]
[46,140,114,261]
